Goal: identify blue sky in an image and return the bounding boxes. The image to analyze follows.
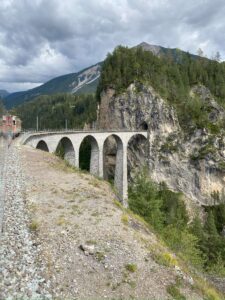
[0,0,224,92]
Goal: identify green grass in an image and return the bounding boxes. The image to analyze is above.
[95,251,105,262]
[121,213,129,225]
[166,284,186,300]
[29,220,39,232]
[125,263,137,273]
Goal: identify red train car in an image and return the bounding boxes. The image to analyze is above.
[0,115,22,138]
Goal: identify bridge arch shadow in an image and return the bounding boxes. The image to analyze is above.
[36,140,49,152]
[56,137,75,166]
[79,135,99,176]
[127,133,148,181]
[103,134,124,191]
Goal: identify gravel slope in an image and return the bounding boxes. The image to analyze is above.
[0,141,221,299]
[0,137,7,233]
[19,144,205,300]
[0,138,4,231]
[0,140,52,299]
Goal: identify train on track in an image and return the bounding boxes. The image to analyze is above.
[0,115,22,138]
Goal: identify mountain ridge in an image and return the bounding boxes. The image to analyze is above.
[4,63,102,109]
[4,42,215,109]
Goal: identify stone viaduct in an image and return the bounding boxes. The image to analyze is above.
[22,130,148,204]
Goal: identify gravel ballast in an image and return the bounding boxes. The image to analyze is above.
[0,139,52,299]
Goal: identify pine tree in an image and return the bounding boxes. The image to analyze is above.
[205,211,218,236]
[128,170,165,231]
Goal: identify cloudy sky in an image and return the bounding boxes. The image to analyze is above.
[0,0,224,92]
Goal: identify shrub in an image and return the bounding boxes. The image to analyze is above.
[95,251,105,262]
[162,227,204,268]
[159,183,188,229]
[160,141,179,153]
[205,288,222,300]
[129,171,225,274]
[218,161,225,171]
[56,216,67,226]
[121,213,129,225]
[153,251,178,267]
[113,199,124,209]
[166,284,186,300]
[128,170,165,231]
[29,220,39,232]
[125,263,137,273]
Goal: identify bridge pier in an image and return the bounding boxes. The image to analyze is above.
[90,149,99,176]
[115,146,128,206]
[89,137,100,176]
[98,147,104,178]
[73,144,80,169]
[114,139,128,206]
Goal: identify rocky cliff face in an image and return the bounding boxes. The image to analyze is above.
[98,84,225,206]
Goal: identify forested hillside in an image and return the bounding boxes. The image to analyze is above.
[13,93,97,130]
[4,63,101,109]
[13,44,225,134]
[97,46,225,133]
[11,43,225,134]
[129,171,225,279]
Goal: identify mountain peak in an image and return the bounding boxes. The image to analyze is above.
[135,42,163,56]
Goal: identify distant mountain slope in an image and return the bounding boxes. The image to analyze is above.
[4,63,101,109]
[4,42,209,109]
[0,89,9,99]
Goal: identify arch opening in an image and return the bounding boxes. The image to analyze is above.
[127,134,148,181]
[103,134,123,183]
[56,137,75,166]
[36,140,49,152]
[79,135,99,175]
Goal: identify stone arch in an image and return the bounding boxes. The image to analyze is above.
[36,140,49,152]
[79,135,99,176]
[56,137,75,166]
[103,134,125,201]
[127,133,148,180]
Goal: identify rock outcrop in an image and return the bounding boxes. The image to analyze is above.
[98,83,225,206]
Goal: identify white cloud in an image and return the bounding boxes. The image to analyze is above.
[0,0,224,92]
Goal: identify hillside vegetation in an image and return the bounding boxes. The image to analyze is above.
[12,93,97,130]
[13,45,225,133]
[4,63,101,109]
[129,170,225,277]
[97,46,225,133]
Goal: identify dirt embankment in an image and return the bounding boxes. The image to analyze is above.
[4,143,221,299]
